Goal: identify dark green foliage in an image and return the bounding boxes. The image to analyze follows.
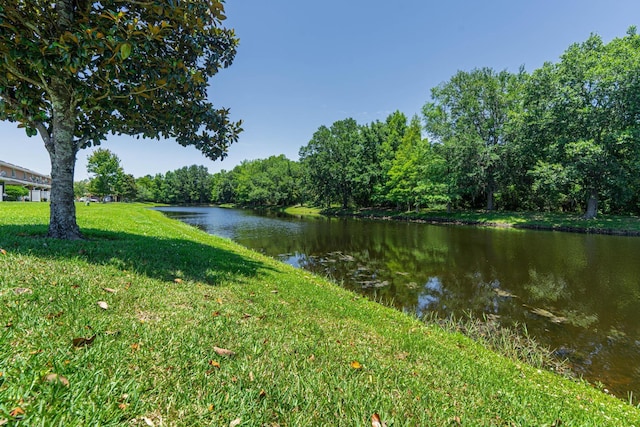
[210,155,303,207]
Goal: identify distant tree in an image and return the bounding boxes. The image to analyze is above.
[211,170,237,204]
[134,175,157,202]
[87,148,122,199]
[0,1,241,239]
[73,179,89,199]
[358,119,387,206]
[424,68,521,211]
[172,165,212,204]
[521,31,640,218]
[382,116,448,211]
[214,156,302,207]
[114,173,137,202]
[299,119,362,208]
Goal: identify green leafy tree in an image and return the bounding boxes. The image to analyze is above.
[114,173,137,202]
[299,119,362,208]
[359,119,388,205]
[87,148,121,199]
[521,31,640,218]
[211,170,237,204]
[383,116,422,210]
[175,165,212,204]
[73,179,89,199]
[214,156,302,207]
[0,1,241,239]
[424,68,521,211]
[134,175,157,202]
[382,116,448,211]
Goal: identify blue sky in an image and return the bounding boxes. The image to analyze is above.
[2,1,640,180]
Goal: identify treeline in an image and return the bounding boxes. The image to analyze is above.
[211,30,640,218]
[105,158,299,205]
[85,30,640,218]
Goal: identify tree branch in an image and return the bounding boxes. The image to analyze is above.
[36,122,52,148]
[3,58,44,89]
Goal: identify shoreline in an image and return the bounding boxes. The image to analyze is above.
[284,206,640,237]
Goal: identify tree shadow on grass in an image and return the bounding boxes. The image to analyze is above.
[0,224,272,286]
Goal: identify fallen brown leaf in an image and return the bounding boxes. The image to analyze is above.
[207,404,214,411]
[97,301,109,310]
[14,288,32,295]
[371,413,382,427]
[395,352,409,360]
[9,407,24,417]
[214,346,235,357]
[209,360,221,368]
[103,287,117,293]
[72,335,96,347]
[46,311,64,320]
[174,278,183,284]
[229,418,241,427]
[258,389,266,398]
[0,249,6,255]
[118,403,128,410]
[142,417,155,427]
[0,418,8,426]
[44,373,70,387]
[350,361,362,370]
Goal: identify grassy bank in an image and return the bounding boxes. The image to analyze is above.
[301,206,640,235]
[1,203,639,426]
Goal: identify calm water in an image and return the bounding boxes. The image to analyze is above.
[156,206,640,398]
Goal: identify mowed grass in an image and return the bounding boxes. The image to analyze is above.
[1,203,639,426]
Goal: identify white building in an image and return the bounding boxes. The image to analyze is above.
[0,160,52,202]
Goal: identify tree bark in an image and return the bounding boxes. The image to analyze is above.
[486,189,495,212]
[46,88,83,239]
[584,189,598,219]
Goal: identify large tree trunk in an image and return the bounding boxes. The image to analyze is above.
[584,189,598,219]
[486,189,495,212]
[45,88,83,239]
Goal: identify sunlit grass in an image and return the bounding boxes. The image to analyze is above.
[1,202,639,425]
[284,205,324,217]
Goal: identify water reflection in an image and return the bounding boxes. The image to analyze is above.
[155,206,640,398]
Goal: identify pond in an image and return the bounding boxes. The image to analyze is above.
[156,206,640,399]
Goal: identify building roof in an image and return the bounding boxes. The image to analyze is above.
[0,160,52,189]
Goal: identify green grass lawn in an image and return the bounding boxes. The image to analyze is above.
[1,202,639,426]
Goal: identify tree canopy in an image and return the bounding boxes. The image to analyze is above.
[0,0,241,238]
